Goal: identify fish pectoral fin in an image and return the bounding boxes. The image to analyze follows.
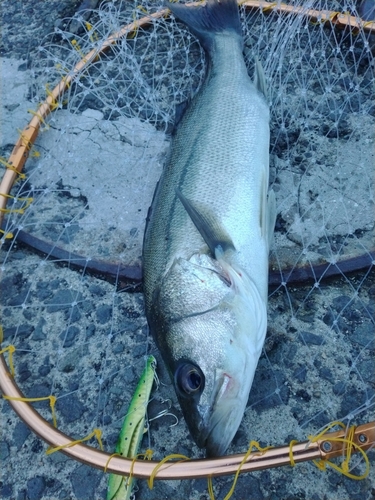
[253,58,268,101]
[175,188,235,256]
[267,189,277,248]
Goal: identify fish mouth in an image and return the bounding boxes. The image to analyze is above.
[204,412,236,457]
[199,372,245,457]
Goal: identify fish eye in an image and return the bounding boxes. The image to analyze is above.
[174,360,205,397]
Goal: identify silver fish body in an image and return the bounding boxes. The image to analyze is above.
[143,0,276,457]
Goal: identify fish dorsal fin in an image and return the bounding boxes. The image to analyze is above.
[176,189,235,256]
[253,58,268,100]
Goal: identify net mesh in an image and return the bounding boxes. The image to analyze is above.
[1,1,374,499]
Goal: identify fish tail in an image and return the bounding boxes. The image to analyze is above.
[167,0,242,51]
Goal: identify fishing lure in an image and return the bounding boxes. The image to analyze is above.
[107,355,157,500]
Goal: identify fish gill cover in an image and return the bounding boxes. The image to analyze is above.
[0,0,374,499]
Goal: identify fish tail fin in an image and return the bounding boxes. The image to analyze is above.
[167,0,242,50]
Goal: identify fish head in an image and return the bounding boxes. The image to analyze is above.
[153,253,266,456]
[171,320,255,457]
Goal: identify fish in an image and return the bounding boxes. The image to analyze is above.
[143,0,276,457]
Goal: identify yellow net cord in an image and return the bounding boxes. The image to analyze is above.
[308,421,370,480]
[3,394,57,428]
[46,428,104,455]
[0,344,16,376]
[0,193,33,214]
[0,157,26,179]
[147,453,190,489]
[208,441,273,500]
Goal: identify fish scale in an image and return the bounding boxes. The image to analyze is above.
[145,35,270,302]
